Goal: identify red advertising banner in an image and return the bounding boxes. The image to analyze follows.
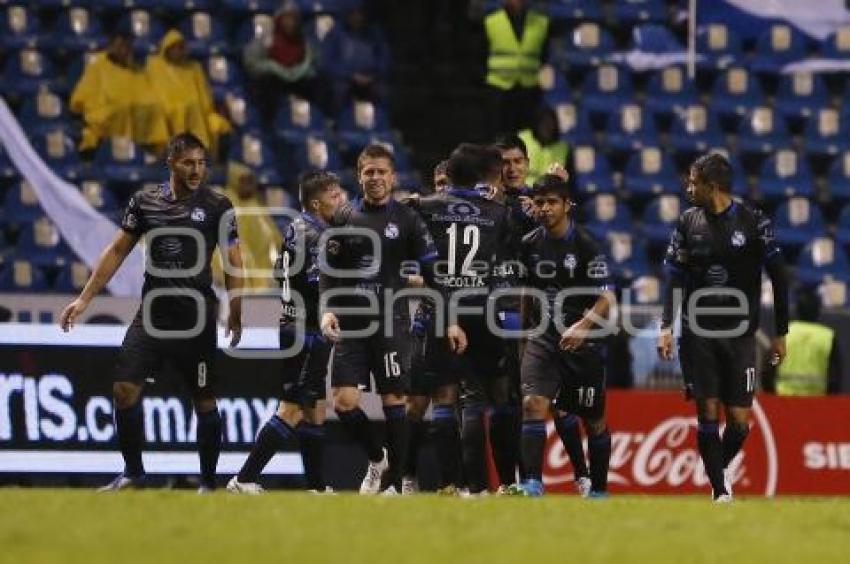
[542,391,850,496]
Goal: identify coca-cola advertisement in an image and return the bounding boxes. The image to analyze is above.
[543,391,850,495]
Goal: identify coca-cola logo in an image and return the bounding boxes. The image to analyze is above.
[543,398,778,496]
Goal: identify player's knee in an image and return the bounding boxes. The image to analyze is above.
[522,395,549,419]
[333,387,360,412]
[584,417,607,437]
[406,398,429,421]
[277,402,304,427]
[302,403,326,425]
[112,381,142,410]
[192,394,217,414]
[697,399,720,420]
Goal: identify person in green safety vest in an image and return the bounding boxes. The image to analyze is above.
[766,288,841,395]
[484,0,550,137]
[518,106,569,186]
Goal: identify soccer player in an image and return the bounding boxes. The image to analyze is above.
[517,175,615,497]
[433,159,450,194]
[404,144,515,495]
[227,171,344,494]
[59,133,243,492]
[320,144,465,494]
[657,153,789,503]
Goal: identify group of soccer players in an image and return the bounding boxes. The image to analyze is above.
[60,131,789,503]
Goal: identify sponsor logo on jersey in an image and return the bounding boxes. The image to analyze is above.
[731,230,746,247]
[446,201,481,218]
[191,207,206,223]
[384,222,399,239]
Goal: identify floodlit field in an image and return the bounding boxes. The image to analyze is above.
[1,490,847,563]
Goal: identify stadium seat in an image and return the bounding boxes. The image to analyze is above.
[737,106,788,158]
[818,278,848,308]
[221,0,279,14]
[228,132,282,185]
[15,216,73,268]
[668,104,726,158]
[773,197,826,252]
[550,22,614,70]
[205,54,245,101]
[821,25,850,59]
[803,108,850,158]
[645,66,699,118]
[0,5,42,50]
[827,152,850,204]
[157,0,215,10]
[553,102,593,145]
[539,64,570,107]
[94,137,162,185]
[0,259,49,293]
[47,6,105,54]
[296,0,349,16]
[96,0,157,9]
[31,129,83,181]
[0,180,44,226]
[775,72,829,121]
[631,24,683,54]
[834,204,850,249]
[0,144,16,179]
[610,0,668,24]
[581,64,634,117]
[178,12,228,57]
[235,12,274,46]
[223,92,261,131]
[624,149,679,201]
[695,24,743,70]
[572,145,615,199]
[117,9,165,56]
[52,260,91,294]
[337,100,392,155]
[796,237,850,285]
[62,51,97,97]
[757,149,815,203]
[640,194,684,246]
[1,48,57,97]
[291,135,343,179]
[274,96,330,144]
[751,24,808,75]
[710,67,766,119]
[582,194,633,240]
[605,104,659,153]
[607,231,650,285]
[80,179,120,222]
[17,88,74,137]
[629,274,662,305]
[545,0,604,23]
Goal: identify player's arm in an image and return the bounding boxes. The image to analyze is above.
[222,241,243,347]
[760,211,789,366]
[658,218,687,360]
[59,230,138,331]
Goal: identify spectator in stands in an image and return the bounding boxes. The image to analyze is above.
[764,288,842,395]
[70,30,169,154]
[484,0,549,138]
[146,30,231,161]
[518,106,569,186]
[243,0,322,122]
[323,5,390,112]
[212,161,282,290]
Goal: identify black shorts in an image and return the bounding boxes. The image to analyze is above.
[330,316,413,396]
[115,306,218,395]
[449,315,505,405]
[410,332,460,396]
[678,333,757,407]
[279,324,332,407]
[521,337,607,420]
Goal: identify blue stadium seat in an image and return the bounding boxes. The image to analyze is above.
[117,9,165,56]
[605,103,659,153]
[737,106,788,158]
[157,0,215,10]
[629,274,663,305]
[610,0,668,24]
[796,237,850,285]
[668,104,725,158]
[803,108,850,158]
[553,102,593,145]
[178,12,228,56]
[710,67,766,119]
[223,92,261,131]
[94,137,162,185]
[222,0,278,14]
[235,12,274,46]
[0,144,16,179]
[228,132,282,185]
[827,151,850,203]
[645,66,699,118]
[775,72,829,121]
[820,25,850,59]
[546,0,604,23]
[337,100,392,155]
[581,64,634,117]
[296,0,350,16]
[62,51,97,97]
[0,180,44,226]
[46,6,105,54]
[205,54,244,101]
[834,204,850,249]
[274,96,330,144]
[1,48,57,97]
[305,13,338,47]
[631,24,682,54]
[606,231,650,285]
[550,22,614,71]
[582,194,633,240]
[0,5,43,49]
[0,259,49,293]
[17,88,74,137]
[15,216,74,268]
[572,145,615,199]
[80,179,121,222]
[757,149,815,203]
[95,0,157,9]
[539,64,570,107]
[817,278,849,308]
[291,135,343,179]
[640,194,685,246]
[696,23,742,71]
[624,148,679,201]
[53,260,91,294]
[773,197,826,252]
[31,130,83,181]
[751,24,808,75]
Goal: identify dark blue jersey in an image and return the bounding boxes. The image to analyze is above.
[276,212,325,330]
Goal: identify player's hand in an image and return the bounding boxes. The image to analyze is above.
[769,336,786,366]
[447,324,468,354]
[226,310,242,348]
[406,275,425,288]
[657,328,674,360]
[59,297,89,332]
[559,319,589,352]
[321,312,341,342]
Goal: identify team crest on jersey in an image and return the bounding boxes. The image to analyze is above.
[191,207,206,223]
[123,213,137,230]
[564,254,578,272]
[731,230,746,247]
[327,240,341,255]
[384,222,400,239]
[447,201,480,217]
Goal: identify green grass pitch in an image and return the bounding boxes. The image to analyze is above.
[1,490,848,563]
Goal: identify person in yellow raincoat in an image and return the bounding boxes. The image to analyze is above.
[213,161,283,290]
[69,31,169,152]
[146,29,231,160]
